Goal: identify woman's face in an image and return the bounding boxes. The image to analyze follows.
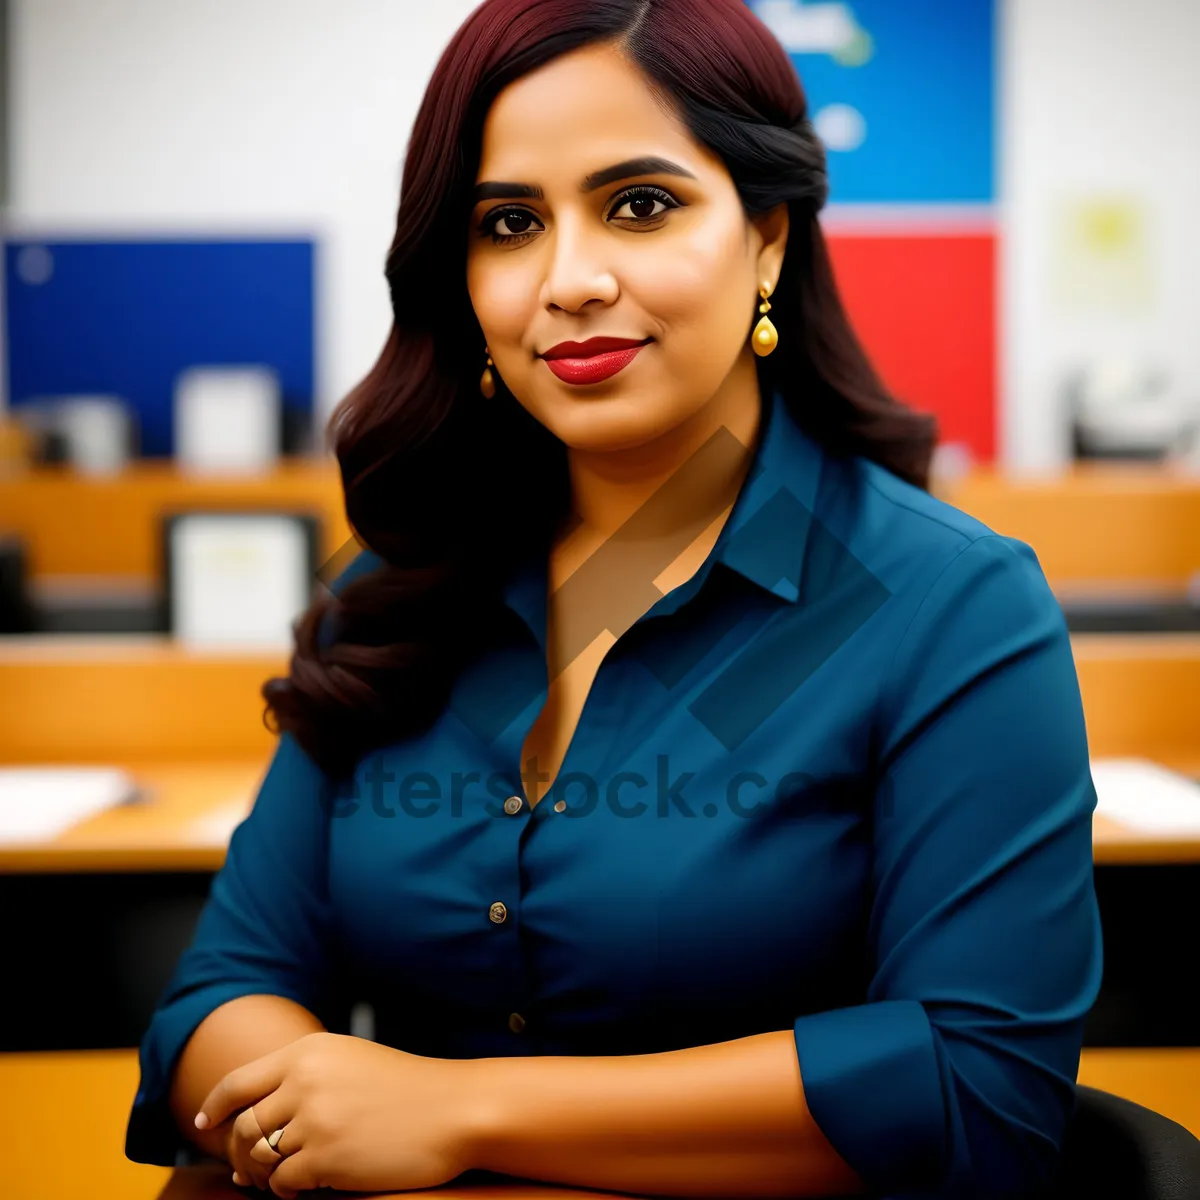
[465,42,788,453]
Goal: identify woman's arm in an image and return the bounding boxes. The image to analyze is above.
[167,994,326,1163]
[468,1029,864,1198]
[125,732,341,1167]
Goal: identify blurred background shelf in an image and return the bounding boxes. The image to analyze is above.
[4,463,1197,638]
[0,636,288,761]
[1060,592,1200,633]
[0,457,353,579]
[1070,635,1200,778]
[3,460,1195,586]
[3,630,1196,769]
[936,465,1200,591]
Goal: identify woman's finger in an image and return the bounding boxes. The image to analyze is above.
[195,1047,289,1131]
[230,1095,290,1192]
[269,1143,319,1199]
[229,1105,272,1191]
[249,1125,288,1167]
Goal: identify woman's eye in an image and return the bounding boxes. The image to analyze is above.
[479,186,679,245]
[483,209,544,243]
[609,187,679,222]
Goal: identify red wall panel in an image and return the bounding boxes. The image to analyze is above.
[825,231,997,461]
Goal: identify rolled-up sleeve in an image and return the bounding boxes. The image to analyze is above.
[125,731,337,1166]
[792,533,1104,1198]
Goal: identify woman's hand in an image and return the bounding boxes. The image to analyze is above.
[193,1031,488,1198]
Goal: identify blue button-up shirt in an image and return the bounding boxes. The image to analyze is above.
[126,388,1103,1198]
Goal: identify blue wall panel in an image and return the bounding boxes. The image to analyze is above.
[5,238,315,457]
[747,0,996,204]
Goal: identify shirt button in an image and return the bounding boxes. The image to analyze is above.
[553,799,566,813]
[488,901,508,924]
[503,795,523,815]
[508,1012,526,1034]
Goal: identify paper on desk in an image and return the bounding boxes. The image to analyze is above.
[0,767,141,844]
[1091,758,1200,833]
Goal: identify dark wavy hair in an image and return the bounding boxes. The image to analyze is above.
[262,0,938,781]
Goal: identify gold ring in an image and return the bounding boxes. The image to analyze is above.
[267,1127,286,1152]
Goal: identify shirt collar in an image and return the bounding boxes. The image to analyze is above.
[501,387,824,636]
[710,385,824,605]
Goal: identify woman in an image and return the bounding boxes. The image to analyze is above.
[126,1,1103,1197]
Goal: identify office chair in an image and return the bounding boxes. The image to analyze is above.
[1049,1084,1200,1199]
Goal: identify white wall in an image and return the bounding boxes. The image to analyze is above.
[9,0,1200,469]
[7,0,481,422]
[1000,0,1200,471]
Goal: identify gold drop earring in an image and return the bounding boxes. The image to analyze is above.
[751,283,779,357]
[480,347,496,399]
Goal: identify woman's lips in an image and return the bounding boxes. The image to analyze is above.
[541,340,652,385]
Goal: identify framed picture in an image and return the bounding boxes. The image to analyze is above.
[161,511,320,650]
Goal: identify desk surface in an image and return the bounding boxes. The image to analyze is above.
[0,759,1197,872]
[157,1164,628,1200]
[0,760,266,873]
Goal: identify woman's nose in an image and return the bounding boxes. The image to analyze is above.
[541,218,620,313]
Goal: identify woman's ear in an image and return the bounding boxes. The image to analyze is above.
[750,201,790,290]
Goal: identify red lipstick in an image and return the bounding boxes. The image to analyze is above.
[540,336,653,386]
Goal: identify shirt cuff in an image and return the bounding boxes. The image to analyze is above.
[125,982,311,1166]
[792,998,947,1192]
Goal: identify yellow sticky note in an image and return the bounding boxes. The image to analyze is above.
[1052,195,1156,316]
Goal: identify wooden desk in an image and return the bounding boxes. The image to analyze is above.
[0,1048,171,1200]
[1076,1048,1200,1137]
[156,1165,624,1200]
[1091,811,1200,865]
[0,458,353,579]
[937,463,1200,590]
[0,760,268,873]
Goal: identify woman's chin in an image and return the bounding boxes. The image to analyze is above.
[540,390,675,451]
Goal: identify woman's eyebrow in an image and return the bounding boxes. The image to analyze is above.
[472,156,696,205]
[581,156,697,192]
